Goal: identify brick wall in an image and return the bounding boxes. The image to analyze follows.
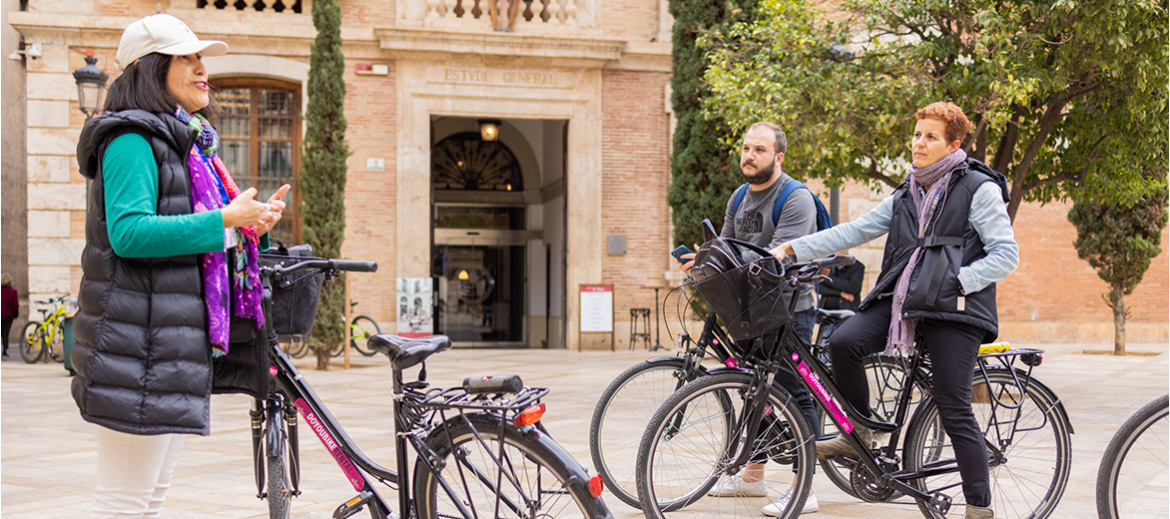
[600,70,673,347]
[602,0,660,41]
[339,59,398,324]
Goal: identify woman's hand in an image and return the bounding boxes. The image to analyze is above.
[221,188,269,228]
[771,242,795,261]
[255,184,291,236]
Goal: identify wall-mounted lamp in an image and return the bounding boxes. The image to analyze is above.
[73,50,108,120]
[457,269,470,281]
[478,119,501,142]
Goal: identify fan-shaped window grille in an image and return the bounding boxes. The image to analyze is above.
[432,132,523,192]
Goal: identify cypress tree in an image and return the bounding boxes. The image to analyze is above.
[300,0,350,370]
[1068,188,1168,355]
[667,0,755,249]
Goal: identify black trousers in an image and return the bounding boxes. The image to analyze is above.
[828,297,991,508]
[1,318,12,356]
[751,308,818,466]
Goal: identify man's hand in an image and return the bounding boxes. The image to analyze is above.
[841,292,855,302]
[771,242,795,261]
[677,252,696,276]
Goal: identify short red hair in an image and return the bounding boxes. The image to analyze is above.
[916,102,970,144]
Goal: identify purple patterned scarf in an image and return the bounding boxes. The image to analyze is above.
[176,107,265,357]
[886,149,967,355]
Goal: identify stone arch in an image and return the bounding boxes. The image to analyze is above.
[204,54,310,117]
[431,118,542,203]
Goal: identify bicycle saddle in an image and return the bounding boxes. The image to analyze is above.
[367,334,452,371]
[816,308,855,322]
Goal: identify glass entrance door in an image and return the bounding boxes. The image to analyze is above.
[434,245,525,344]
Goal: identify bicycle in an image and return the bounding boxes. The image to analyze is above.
[588,283,918,507]
[1096,393,1169,519]
[250,257,611,519]
[348,302,380,357]
[634,255,1073,519]
[20,295,72,364]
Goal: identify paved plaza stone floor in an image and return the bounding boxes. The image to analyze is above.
[1,342,1166,518]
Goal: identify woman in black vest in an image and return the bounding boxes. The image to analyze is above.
[774,102,1018,519]
[73,14,288,518]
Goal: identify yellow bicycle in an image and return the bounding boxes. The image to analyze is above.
[20,295,73,364]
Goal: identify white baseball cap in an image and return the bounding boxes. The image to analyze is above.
[115,14,228,71]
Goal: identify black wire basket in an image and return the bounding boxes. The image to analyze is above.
[260,245,325,337]
[691,236,796,344]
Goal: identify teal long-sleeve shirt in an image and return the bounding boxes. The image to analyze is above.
[103,133,268,257]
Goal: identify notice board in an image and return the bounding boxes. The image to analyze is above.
[579,284,614,350]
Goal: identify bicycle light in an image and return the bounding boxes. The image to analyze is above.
[588,473,604,497]
[514,403,546,428]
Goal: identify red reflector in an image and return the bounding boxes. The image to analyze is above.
[588,474,604,497]
[514,403,546,428]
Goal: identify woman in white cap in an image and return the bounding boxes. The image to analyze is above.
[72,13,289,518]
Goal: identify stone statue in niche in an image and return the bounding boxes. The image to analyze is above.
[488,0,521,31]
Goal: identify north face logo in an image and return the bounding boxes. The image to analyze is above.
[738,212,763,235]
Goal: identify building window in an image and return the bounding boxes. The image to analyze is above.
[211,78,301,244]
[432,132,523,192]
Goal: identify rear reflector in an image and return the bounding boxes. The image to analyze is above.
[514,403,546,428]
[588,474,604,498]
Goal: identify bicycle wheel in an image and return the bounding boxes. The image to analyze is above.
[636,371,815,519]
[589,357,701,508]
[904,368,1071,519]
[819,354,919,498]
[46,320,64,362]
[20,322,44,364]
[266,451,291,519]
[414,413,607,519]
[1096,394,1169,519]
[348,315,380,357]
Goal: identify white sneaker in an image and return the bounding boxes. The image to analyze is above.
[761,490,818,516]
[706,475,768,497]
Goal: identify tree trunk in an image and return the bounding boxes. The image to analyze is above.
[316,341,331,370]
[1112,284,1126,356]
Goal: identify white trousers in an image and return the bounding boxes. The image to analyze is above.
[92,426,187,519]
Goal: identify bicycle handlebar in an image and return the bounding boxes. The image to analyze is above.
[781,254,855,284]
[268,259,379,277]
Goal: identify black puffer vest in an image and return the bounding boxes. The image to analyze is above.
[73,110,212,435]
[862,159,1009,343]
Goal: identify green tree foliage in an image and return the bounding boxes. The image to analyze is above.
[300,0,350,369]
[703,0,1168,221]
[1068,188,1168,355]
[667,0,757,248]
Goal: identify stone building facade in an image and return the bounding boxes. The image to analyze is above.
[3,0,1166,350]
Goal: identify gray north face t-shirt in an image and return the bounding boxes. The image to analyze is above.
[720,172,818,312]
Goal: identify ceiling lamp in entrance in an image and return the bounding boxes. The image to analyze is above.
[478,119,501,142]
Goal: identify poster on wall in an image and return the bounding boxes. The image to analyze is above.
[579,285,614,333]
[397,278,434,338]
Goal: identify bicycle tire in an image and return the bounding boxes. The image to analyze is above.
[20,322,44,364]
[414,413,608,519]
[266,451,291,519]
[46,318,64,362]
[819,354,921,499]
[904,368,1071,519]
[348,315,380,357]
[589,357,702,508]
[1096,394,1169,519]
[635,371,815,519]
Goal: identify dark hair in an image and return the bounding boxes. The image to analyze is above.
[748,121,787,155]
[103,52,219,118]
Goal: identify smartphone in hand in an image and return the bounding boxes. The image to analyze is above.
[671,245,694,264]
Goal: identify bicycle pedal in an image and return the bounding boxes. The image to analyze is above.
[333,491,374,519]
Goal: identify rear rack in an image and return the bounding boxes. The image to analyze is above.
[416,386,549,412]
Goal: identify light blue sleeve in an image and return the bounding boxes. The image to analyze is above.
[789,194,895,260]
[958,182,1019,294]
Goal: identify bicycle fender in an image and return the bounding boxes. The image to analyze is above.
[981,367,1074,435]
[266,405,286,458]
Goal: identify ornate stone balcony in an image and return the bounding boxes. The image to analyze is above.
[399,0,596,34]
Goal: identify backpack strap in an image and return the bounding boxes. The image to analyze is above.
[772,179,807,227]
[730,183,750,218]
